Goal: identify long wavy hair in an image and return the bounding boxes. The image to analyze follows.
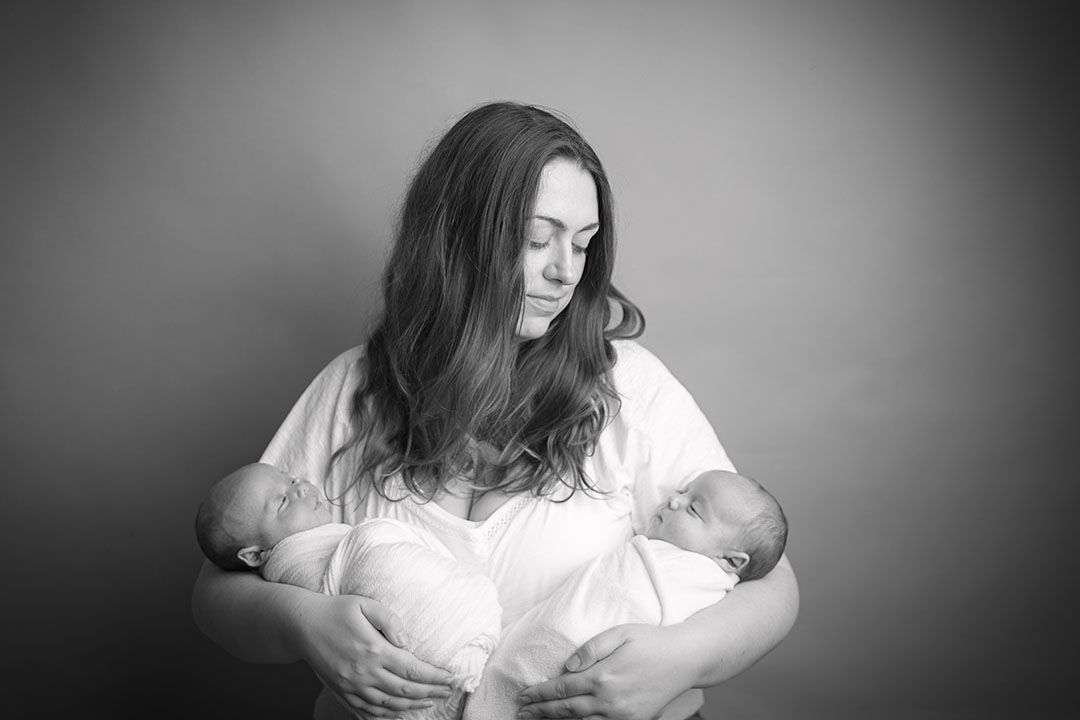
[340,102,644,501]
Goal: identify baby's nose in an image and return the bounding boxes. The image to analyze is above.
[667,496,683,510]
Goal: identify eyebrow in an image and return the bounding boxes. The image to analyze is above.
[530,215,600,234]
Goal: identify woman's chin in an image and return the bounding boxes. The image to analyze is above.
[515,317,553,341]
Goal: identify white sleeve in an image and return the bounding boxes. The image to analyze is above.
[608,341,736,534]
[259,347,365,522]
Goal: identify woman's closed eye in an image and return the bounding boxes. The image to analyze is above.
[529,240,588,257]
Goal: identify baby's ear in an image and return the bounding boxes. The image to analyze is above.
[717,550,749,576]
[237,545,267,568]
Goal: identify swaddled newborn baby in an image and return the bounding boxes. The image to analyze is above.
[464,469,787,720]
[195,463,501,720]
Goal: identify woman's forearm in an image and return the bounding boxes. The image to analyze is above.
[514,555,799,719]
[676,553,799,687]
[191,559,312,664]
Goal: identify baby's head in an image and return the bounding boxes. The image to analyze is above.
[645,470,787,582]
[195,462,333,571]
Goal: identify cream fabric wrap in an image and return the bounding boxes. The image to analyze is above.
[262,519,502,720]
[261,523,351,590]
[463,535,736,720]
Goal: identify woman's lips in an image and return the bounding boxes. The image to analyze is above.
[527,295,563,312]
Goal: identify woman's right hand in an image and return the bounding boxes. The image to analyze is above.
[294,592,455,718]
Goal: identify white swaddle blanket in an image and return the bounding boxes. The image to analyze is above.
[463,535,736,720]
[262,519,502,720]
[261,523,351,590]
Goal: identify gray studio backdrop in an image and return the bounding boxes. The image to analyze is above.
[4,1,1075,718]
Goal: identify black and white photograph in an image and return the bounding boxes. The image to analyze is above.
[3,1,1076,718]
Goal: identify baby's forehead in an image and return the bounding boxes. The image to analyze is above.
[692,471,763,513]
[217,466,279,509]
[235,464,287,490]
[692,470,748,494]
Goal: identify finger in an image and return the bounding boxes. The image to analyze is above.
[314,660,449,711]
[381,644,455,688]
[324,685,380,719]
[519,672,594,705]
[342,688,441,716]
[344,698,400,720]
[352,703,406,720]
[359,688,437,713]
[565,625,630,672]
[358,597,409,647]
[368,667,455,704]
[516,694,600,719]
[328,690,401,720]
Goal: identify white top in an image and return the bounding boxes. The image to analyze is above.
[261,339,735,718]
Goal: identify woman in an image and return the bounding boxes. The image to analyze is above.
[192,101,798,720]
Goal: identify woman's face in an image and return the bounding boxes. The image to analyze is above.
[516,158,599,340]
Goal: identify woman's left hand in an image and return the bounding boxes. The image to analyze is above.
[516,623,695,720]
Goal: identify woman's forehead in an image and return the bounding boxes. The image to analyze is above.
[533,159,598,225]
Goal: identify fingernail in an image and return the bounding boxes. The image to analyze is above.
[565,654,582,671]
[517,693,532,704]
[517,711,536,719]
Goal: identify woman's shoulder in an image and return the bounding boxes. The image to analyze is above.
[260,346,368,494]
[598,341,734,519]
[610,338,658,376]
[609,339,685,403]
[605,338,718,443]
[298,345,367,404]
[267,346,367,442]
[320,345,366,382]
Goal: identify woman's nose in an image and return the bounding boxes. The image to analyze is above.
[543,243,580,285]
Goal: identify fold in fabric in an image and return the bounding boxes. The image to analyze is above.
[263,519,502,720]
[463,535,734,720]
